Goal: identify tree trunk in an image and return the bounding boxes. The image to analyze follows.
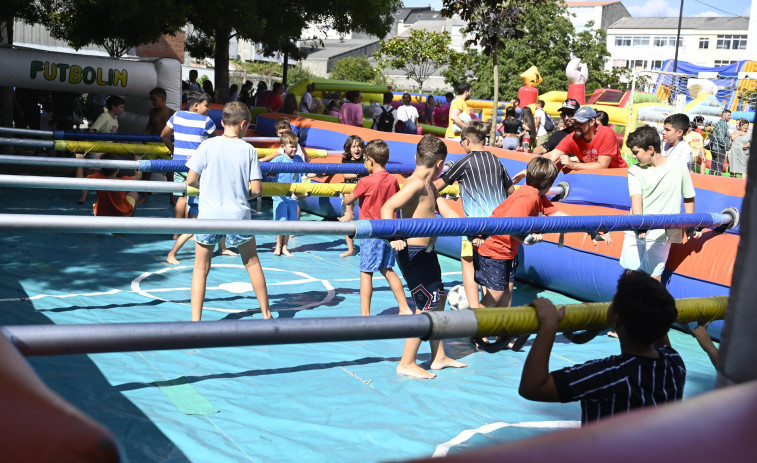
[490,45,499,146]
[214,27,231,104]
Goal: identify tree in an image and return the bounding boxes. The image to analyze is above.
[373,29,468,91]
[187,0,403,103]
[442,0,552,144]
[36,0,188,57]
[329,57,377,82]
[442,3,610,103]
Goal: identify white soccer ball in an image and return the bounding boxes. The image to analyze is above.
[447,284,470,311]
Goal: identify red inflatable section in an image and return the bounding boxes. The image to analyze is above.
[567,83,586,106]
[518,86,538,107]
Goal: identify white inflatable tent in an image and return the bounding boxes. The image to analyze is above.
[0,47,181,134]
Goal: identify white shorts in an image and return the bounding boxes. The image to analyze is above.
[619,233,671,277]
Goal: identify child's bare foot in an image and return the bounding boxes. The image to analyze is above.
[219,248,238,257]
[430,357,468,370]
[281,247,293,257]
[396,364,436,379]
[273,248,282,256]
[339,249,356,258]
[166,255,180,265]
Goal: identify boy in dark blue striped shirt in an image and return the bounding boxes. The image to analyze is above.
[519,270,685,424]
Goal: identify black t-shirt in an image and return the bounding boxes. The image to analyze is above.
[541,128,573,151]
[342,157,367,183]
[502,118,521,134]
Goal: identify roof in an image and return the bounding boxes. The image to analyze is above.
[299,38,379,60]
[402,10,446,25]
[609,16,749,30]
[565,1,621,6]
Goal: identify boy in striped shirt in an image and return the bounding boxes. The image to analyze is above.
[162,92,232,264]
[519,270,686,424]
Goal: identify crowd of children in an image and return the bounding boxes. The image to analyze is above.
[75,93,722,424]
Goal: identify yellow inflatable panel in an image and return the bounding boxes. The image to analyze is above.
[187,182,460,198]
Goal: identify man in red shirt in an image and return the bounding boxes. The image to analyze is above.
[546,106,627,171]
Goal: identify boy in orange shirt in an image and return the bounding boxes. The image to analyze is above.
[473,157,566,350]
[87,153,139,217]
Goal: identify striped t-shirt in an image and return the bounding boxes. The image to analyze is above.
[166,111,216,162]
[552,345,686,424]
[441,150,513,218]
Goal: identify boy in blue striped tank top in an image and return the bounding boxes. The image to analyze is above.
[162,92,231,264]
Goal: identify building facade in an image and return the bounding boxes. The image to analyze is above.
[607,17,751,71]
[565,1,630,32]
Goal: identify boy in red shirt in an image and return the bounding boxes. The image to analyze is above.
[474,157,565,350]
[87,153,139,217]
[341,140,411,317]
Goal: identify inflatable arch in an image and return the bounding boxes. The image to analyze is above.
[0,47,181,134]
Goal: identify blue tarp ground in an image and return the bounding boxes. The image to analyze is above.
[0,186,718,462]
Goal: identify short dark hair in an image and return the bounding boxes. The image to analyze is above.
[722,109,732,116]
[456,82,472,95]
[99,152,121,177]
[612,270,677,344]
[106,95,124,110]
[512,97,520,104]
[383,91,394,104]
[537,100,545,108]
[342,135,365,161]
[626,125,661,153]
[416,134,447,167]
[149,87,167,99]
[595,110,609,126]
[275,117,291,131]
[187,91,211,106]
[525,156,558,191]
[365,139,390,166]
[222,101,251,126]
[460,120,487,144]
[664,113,690,135]
[505,106,517,118]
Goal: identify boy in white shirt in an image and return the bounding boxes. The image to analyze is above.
[396,93,419,134]
[620,125,701,282]
[662,113,693,171]
[185,101,271,321]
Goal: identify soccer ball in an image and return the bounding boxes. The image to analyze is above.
[447,284,470,311]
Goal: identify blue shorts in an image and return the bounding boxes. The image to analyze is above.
[474,253,518,291]
[274,197,298,221]
[396,245,445,311]
[360,239,395,273]
[174,171,187,198]
[195,234,255,247]
[187,196,199,217]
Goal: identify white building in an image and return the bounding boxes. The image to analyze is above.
[606,16,751,70]
[565,1,630,32]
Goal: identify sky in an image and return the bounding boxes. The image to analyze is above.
[401,0,752,18]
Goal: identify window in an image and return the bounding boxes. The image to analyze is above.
[699,38,709,49]
[714,60,737,66]
[615,36,650,47]
[615,36,631,46]
[627,60,648,70]
[632,36,650,46]
[654,36,682,47]
[651,60,664,70]
[717,35,747,49]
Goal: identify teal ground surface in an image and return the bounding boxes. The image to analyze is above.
[0,187,718,463]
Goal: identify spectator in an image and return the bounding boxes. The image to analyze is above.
[595,110,609,127]
[533,100,550,146]
[533,98,579,155]
[269,83,285,112]
[396,92,420,134]
[299,83,315,113]
[228,84,239,102]
[280,93,299,115]
[728,118,750,178]
[708,110,732,175]
[372,91,396,132]
[446,82,473,140]
[424,95,435,124]
[188,70,202,92]
[338,90,363,127]
[202,80,216,103]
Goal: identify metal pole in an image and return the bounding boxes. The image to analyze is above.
[0,213,358,236]
[0,137,55,149]
[0,174,185,194]
[0,211,735,237]
[673,0,684,73]
[0,297,725,357]
[0,127,54,138]
[0,314,438,356]
[0,154,140,171]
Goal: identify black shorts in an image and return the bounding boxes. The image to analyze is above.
[474,253,518,291]
[396,245,445,311]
